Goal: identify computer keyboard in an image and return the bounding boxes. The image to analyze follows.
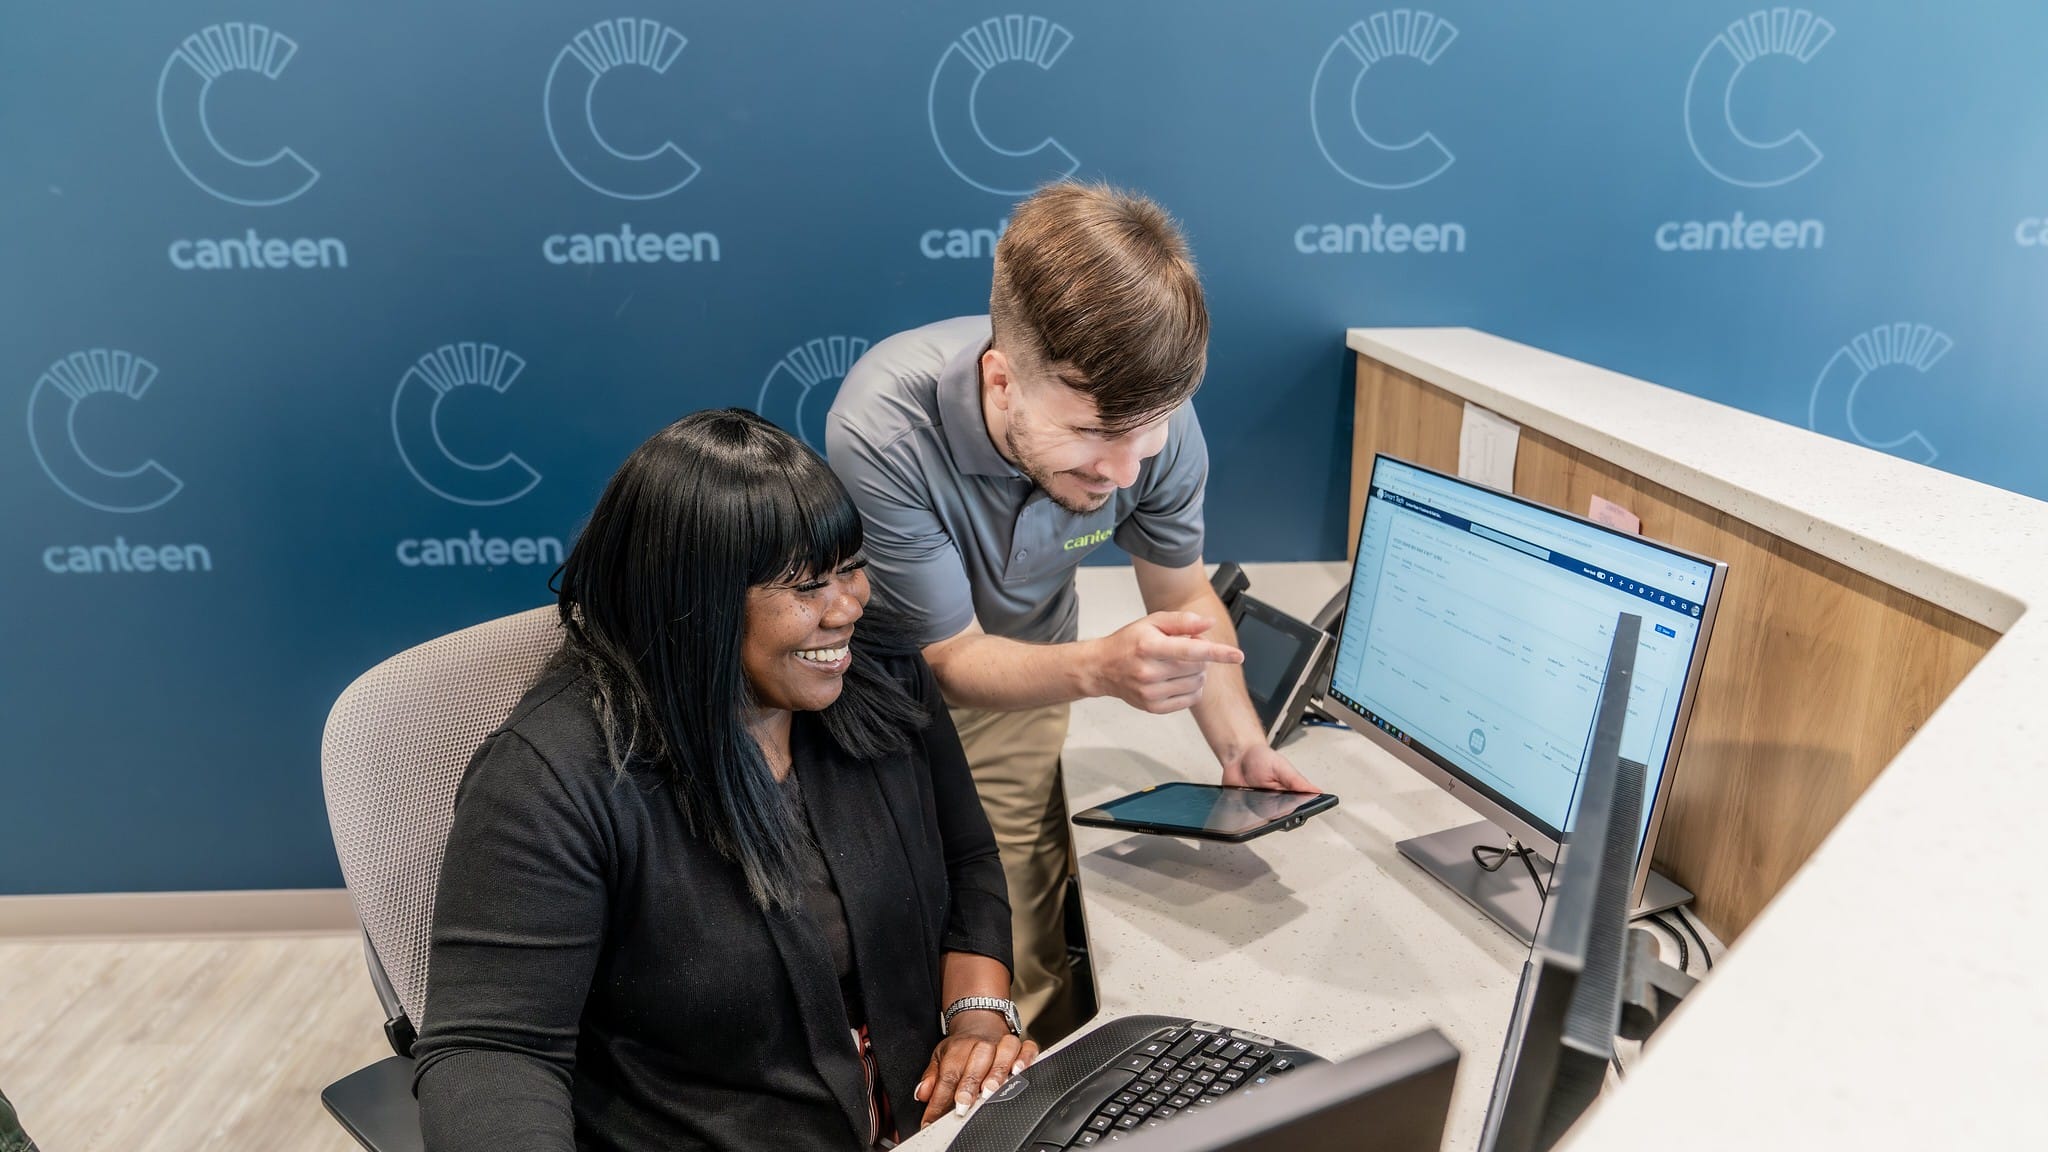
[950,1014,1324,1150]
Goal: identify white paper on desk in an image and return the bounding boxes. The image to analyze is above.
[1458,402,1519,491]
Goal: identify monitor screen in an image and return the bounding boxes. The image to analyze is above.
[1326,456,1719,849]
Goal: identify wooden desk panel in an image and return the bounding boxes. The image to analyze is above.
[1348,355,1998,939]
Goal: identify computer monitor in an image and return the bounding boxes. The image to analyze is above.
[1113,1028,1461,1152]
[1479,616,1647,1152]
[1321,455,1727,938]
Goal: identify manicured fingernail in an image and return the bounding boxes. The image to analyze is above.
[1013,1062,1025,1075]
[953,1100,970,1117]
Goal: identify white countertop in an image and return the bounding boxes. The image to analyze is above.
[906,562,1536,1151]
[1347,328,2048,1150]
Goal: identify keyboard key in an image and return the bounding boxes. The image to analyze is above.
[1168,1094,1193,1109]
[1101,1103,1124,1118]
[1190,1022,1222,1034]
[1128,1103,1152,1117]
[1203,1037,1231,1056]
[1077,1135,1100,1147]
[1224,1041,1251,1060]
[1087,1116,1113,1132]
[1139,1071,1165,1085]
[1118,1056,1153,1074]
[1231,1057,1257,1071]
[1220,1070,1245,1084]
[1206,1083,1231,1096]
[1166,1069,1192,1083]
[1157,1028,1186,1045]
[1249,1046,1271,1060]
[1270,1059,1294,1073]
[1154,1106,1178,1119]
[1113,1091,1137,1106]
[1140,1092,1167,1106]
[1166,1034,1206,1060]
[1155,1058,1178,1073]
[1191,1071,1216,1085]
[1140,1041,1168,1057]
[1116,1115,1142,1130]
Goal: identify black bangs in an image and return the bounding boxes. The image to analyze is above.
[556,406,922,913]
[743,440,866,588]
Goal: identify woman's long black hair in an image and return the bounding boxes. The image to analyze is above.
[554,408,927,911]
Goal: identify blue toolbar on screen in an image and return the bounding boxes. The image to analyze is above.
[1328,458,1716,843]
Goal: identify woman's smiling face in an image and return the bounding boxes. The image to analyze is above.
[740,558,870,714]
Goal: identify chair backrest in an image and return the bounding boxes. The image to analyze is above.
[321,606,565,1027]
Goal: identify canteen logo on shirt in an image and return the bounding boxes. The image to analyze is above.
[1808,323,1951,465]
[1309,10,1458,191]
[29,350,215,576]
[1684,9,1834,189]
[928,16,1079,196]
[157,23,317,206]
[545,18,701,200]
[1062,528,1112,553]
[1297,11,1467,258]
[392,343,542,507]
[757,337,869,450]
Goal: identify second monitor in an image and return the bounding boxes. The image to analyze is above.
[1321,455,1727,941]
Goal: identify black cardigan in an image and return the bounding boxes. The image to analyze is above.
[411,651,1012,1152]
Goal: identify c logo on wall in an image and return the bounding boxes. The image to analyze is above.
[392,344,542,507]
[27,350,183,513]
[545,18,700,200]
[1685,9,1834,188]
[1310,10,1458,190]
[757,337,870,450]
[156,24,318,207]
[929,16,1078,195]
[1808,323,1950,465]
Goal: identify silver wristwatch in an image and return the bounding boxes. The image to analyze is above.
[941,995,1023,1037]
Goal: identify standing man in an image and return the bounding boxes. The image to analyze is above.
[826,183,1313,1043]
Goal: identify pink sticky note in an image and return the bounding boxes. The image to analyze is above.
[1588,495,1641,535]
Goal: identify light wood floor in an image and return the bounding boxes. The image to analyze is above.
[0,933,391,1152]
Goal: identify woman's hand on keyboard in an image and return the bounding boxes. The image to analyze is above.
[914,1015,1040,1128]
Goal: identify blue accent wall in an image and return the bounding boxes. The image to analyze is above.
[4,1,2042,893]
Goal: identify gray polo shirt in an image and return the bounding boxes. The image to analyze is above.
[825,315,1208,646]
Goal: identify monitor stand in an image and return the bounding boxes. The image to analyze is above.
[1397,821,1693,945]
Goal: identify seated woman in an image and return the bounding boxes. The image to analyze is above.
[413,409,1036,1151]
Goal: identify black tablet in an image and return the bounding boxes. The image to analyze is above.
[1071,781,1339,843]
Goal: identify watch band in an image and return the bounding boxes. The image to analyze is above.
[941,995,1022,1037]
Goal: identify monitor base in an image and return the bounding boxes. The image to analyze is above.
[1397,822,1694,945]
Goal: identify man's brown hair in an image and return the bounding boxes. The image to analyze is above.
[990,182,1208,433]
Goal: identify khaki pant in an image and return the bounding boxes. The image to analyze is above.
[949,702,1082,1045]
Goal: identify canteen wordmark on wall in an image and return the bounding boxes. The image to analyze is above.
[756,336,870,450]
[928,16,1078,197]
[541,19,721,266]
[29,351,214,576]
[158,25,348,270]
[1808,323,1951,465]
[391,343,542,508]
[390,345,564,569]
[1663,10,1832,254]
[1299,12,1467,257]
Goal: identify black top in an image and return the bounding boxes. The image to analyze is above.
[784,774,860,1020]
[411,651,1011,1152]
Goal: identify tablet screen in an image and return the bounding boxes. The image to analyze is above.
[1083,783,1329,836]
